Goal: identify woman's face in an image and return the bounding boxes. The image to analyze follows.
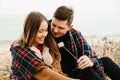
[35,21,48,46]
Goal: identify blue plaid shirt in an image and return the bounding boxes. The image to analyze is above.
[69,28,106,79]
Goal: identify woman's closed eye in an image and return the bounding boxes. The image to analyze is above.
[38,29,48,33]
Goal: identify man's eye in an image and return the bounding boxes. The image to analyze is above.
[59,27,64,30]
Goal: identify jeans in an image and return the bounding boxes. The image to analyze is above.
[68,67,104,80]
[100,57,120,80]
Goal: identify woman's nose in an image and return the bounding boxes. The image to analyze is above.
[41,31,47,37]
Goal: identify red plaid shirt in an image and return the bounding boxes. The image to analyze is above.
[9,45,49,80]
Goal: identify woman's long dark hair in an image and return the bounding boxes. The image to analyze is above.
[17,11,60,57]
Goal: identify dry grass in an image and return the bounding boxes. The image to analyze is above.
[0,35,120,80]
[86,35,120,80]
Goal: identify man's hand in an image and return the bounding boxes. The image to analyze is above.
[77,55,94,69]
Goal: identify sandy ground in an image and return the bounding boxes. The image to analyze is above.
[0,40,12,80]
[0,35,120,80]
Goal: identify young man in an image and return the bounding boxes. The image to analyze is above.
[50,6,120,80]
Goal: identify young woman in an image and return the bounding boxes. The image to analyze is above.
[9,11,78,80]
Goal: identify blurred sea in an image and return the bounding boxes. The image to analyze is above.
[0,14,25,40]
[0,14,120,40]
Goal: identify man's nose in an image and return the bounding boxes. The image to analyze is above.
[53,27,58,32]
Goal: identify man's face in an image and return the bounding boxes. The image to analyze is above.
[51,18,70,38]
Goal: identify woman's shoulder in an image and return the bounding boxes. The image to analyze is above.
[10,40,27,51]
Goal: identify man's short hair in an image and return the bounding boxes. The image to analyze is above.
[53,6,74,26]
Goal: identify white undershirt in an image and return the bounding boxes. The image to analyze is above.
[42,47,53,64]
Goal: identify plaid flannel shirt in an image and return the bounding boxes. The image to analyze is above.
[9,45,49,80]
[69,28,106,79]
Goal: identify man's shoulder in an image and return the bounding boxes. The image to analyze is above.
[70,28,81,34]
